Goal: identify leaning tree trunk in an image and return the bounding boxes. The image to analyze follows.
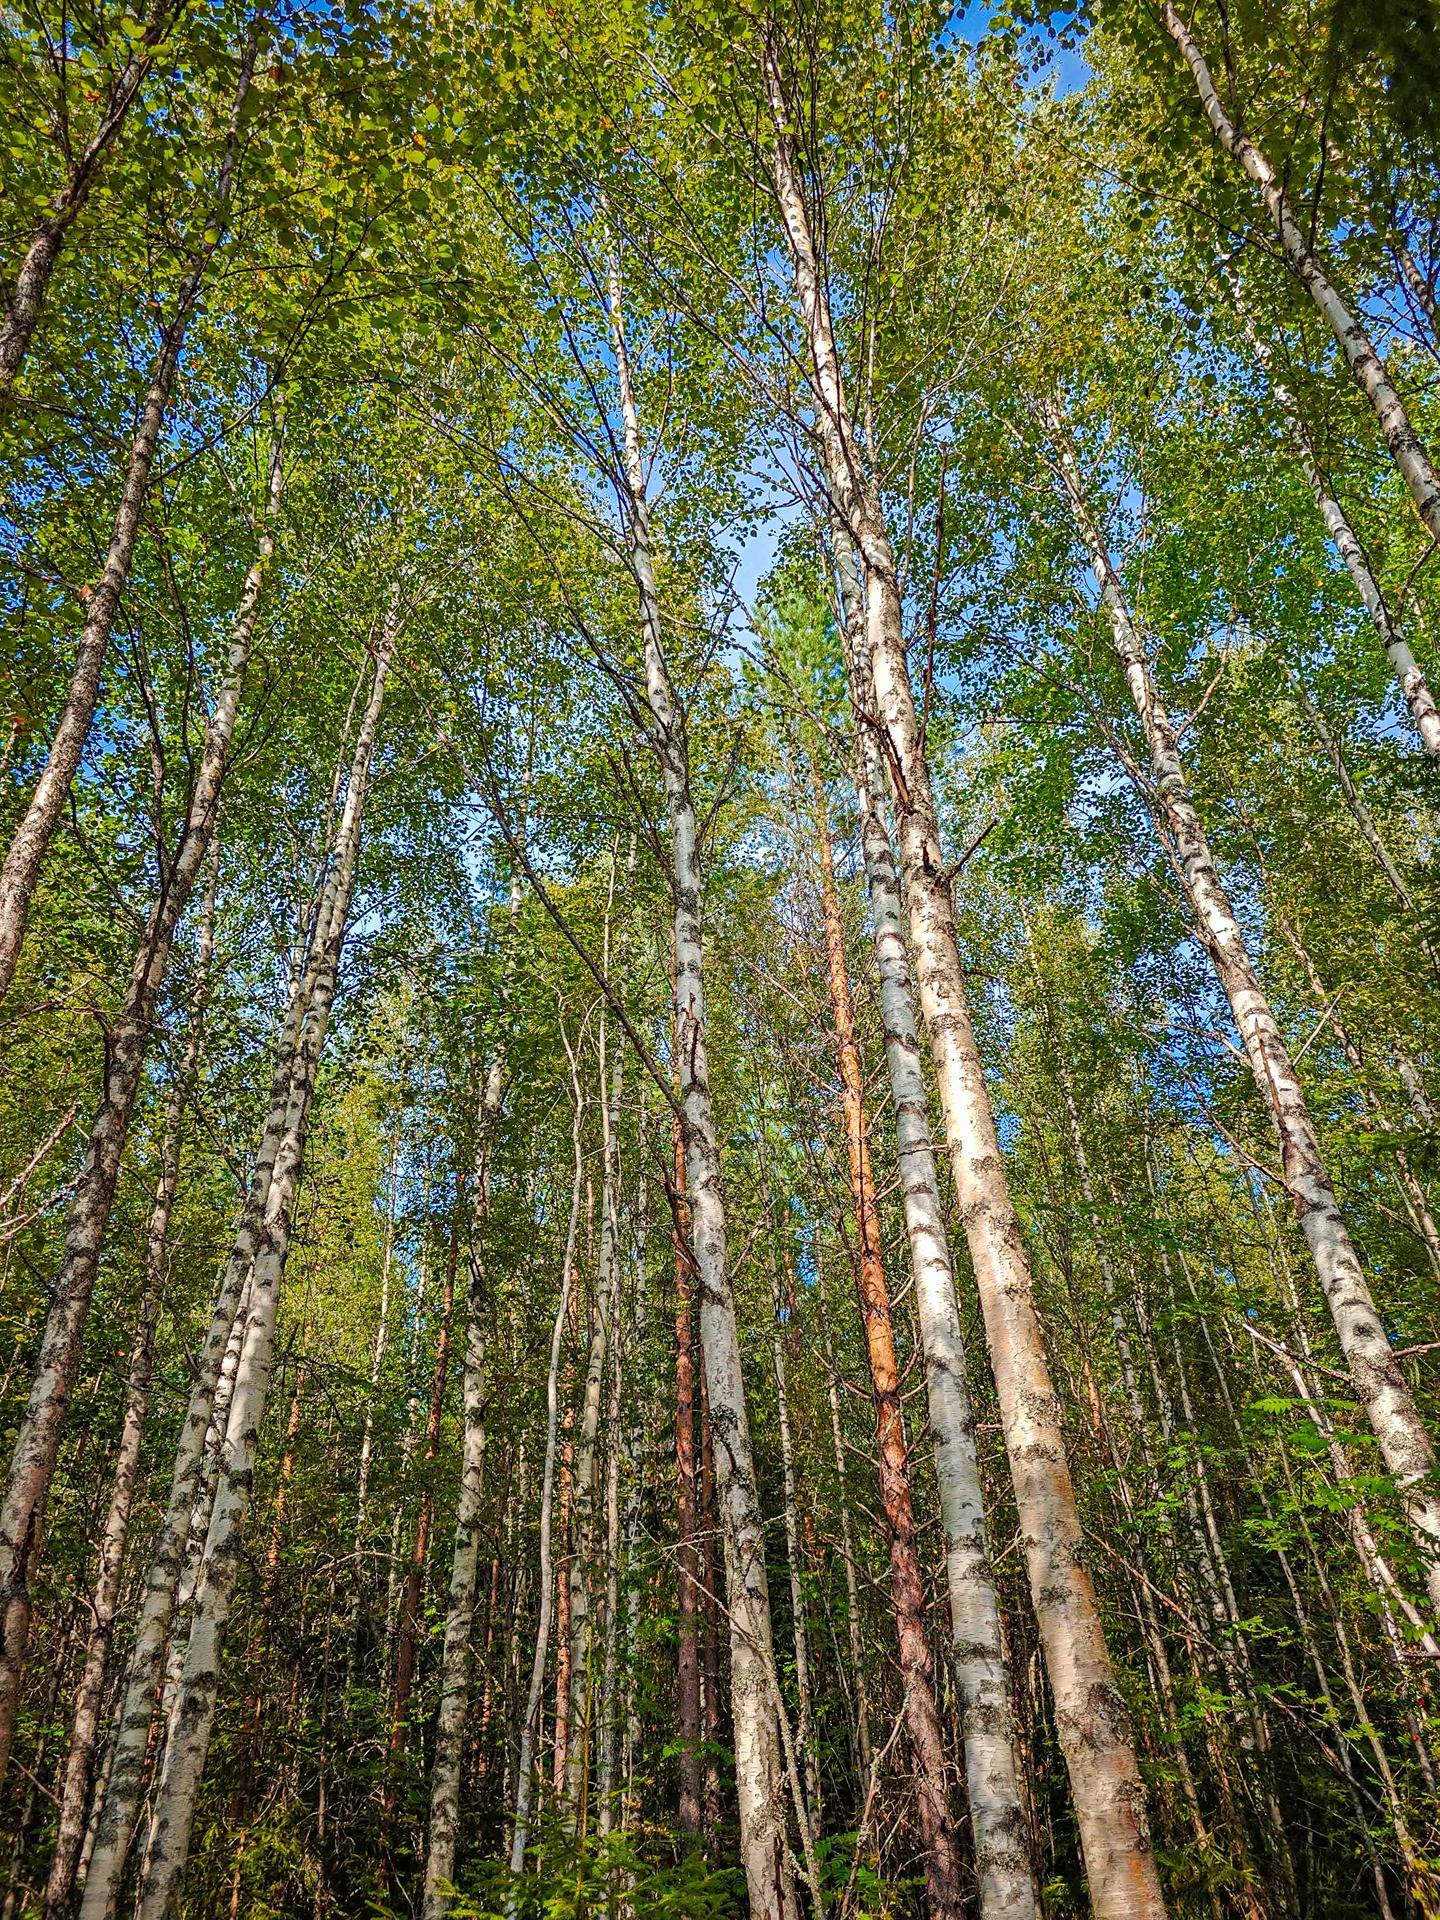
[1277,914,1440,1278]
[1223,270,1440,758]
[1157,2,1440,544]
[1043,397,1440,1619]
[810,764,964,1920]
[0,0,189,394]
[605,242,797,1920]
[41,848,218,1920]
[761,42,1165,1917]
[132,624,393,1920]
[0,32,258,1005]
[833,528,1040,1920]
[0,426,282,1779]
[1277,661,1418,912]
[594,1280,625,1837]
[80,818,347,1920]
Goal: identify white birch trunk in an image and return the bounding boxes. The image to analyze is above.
[131,625,393,1919]
[507,1051,586,1889]
[348,1145,398,1688]
[1158,2,1440,543]
[1044,399,1440,1620]
[594,972,631,1845]
[43,851,219,1919]
[0,34,259,1006]
[763,50,1164,1915]
[604,243,797,1920]
[770,1285,819,1836]
[419,899,518,1918]
[594,1308,624,1837]
[817,1281,871,1780]
[0,0,184,392]
[835,529,1039,1918]
[84,645,352,1920]
[0,430,283,1776]
[565,1018,624,1825]
[1225,275,1440,758]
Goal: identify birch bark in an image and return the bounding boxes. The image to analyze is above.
[814,1273,873,1779]
[0,0,190,392]
[605,244,796,1920]
[0,430,282,1777]
[132,623,393,1920]
[835,531,1038,1920]
[1043,399,1440,1619]
[763,46,1163,1916]
[769,1262,820,1835]
[509,1051,585,1885]
[419,921,516,1917]
[564,1017,624,1824]
[810,768,962,1920]
[349,1145,399,1687]
[81,1242,246,1920]
[383,1207,458,1818]
[1224,275,1440,757]
[0,33,259,1003]
[41,848,218,1920]
[671,1114,704,1838]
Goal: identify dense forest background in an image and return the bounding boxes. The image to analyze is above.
[3,0,1440,1914]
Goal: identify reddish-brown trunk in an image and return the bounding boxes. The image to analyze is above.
[812,768,962,1920]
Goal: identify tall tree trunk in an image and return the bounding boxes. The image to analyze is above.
[349,1143,399,1688]
[383,1200,459,1809]
[130,623,393,1920]
[769,1255,820,1836]
[552,1328,577,1795]
[835,531,1039,1920]
[0,424,281,1778]
[509,1045,585,1884]
[1043,398,1440,1618]
[594,1296,624,1837]
[670,1112,703,1840]
[1278,662,1417,911]
[419,906,516,1918]
[810,765,963,1920]
[762,46,1164,1916]
[564,1013,625,1826]
[617,1135,647,1844]
[697,1355,724,1842]
[1157,2,1440,542]
[0,32,259,1003]
[604,243,796,1920]
[41,848,219,1920]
